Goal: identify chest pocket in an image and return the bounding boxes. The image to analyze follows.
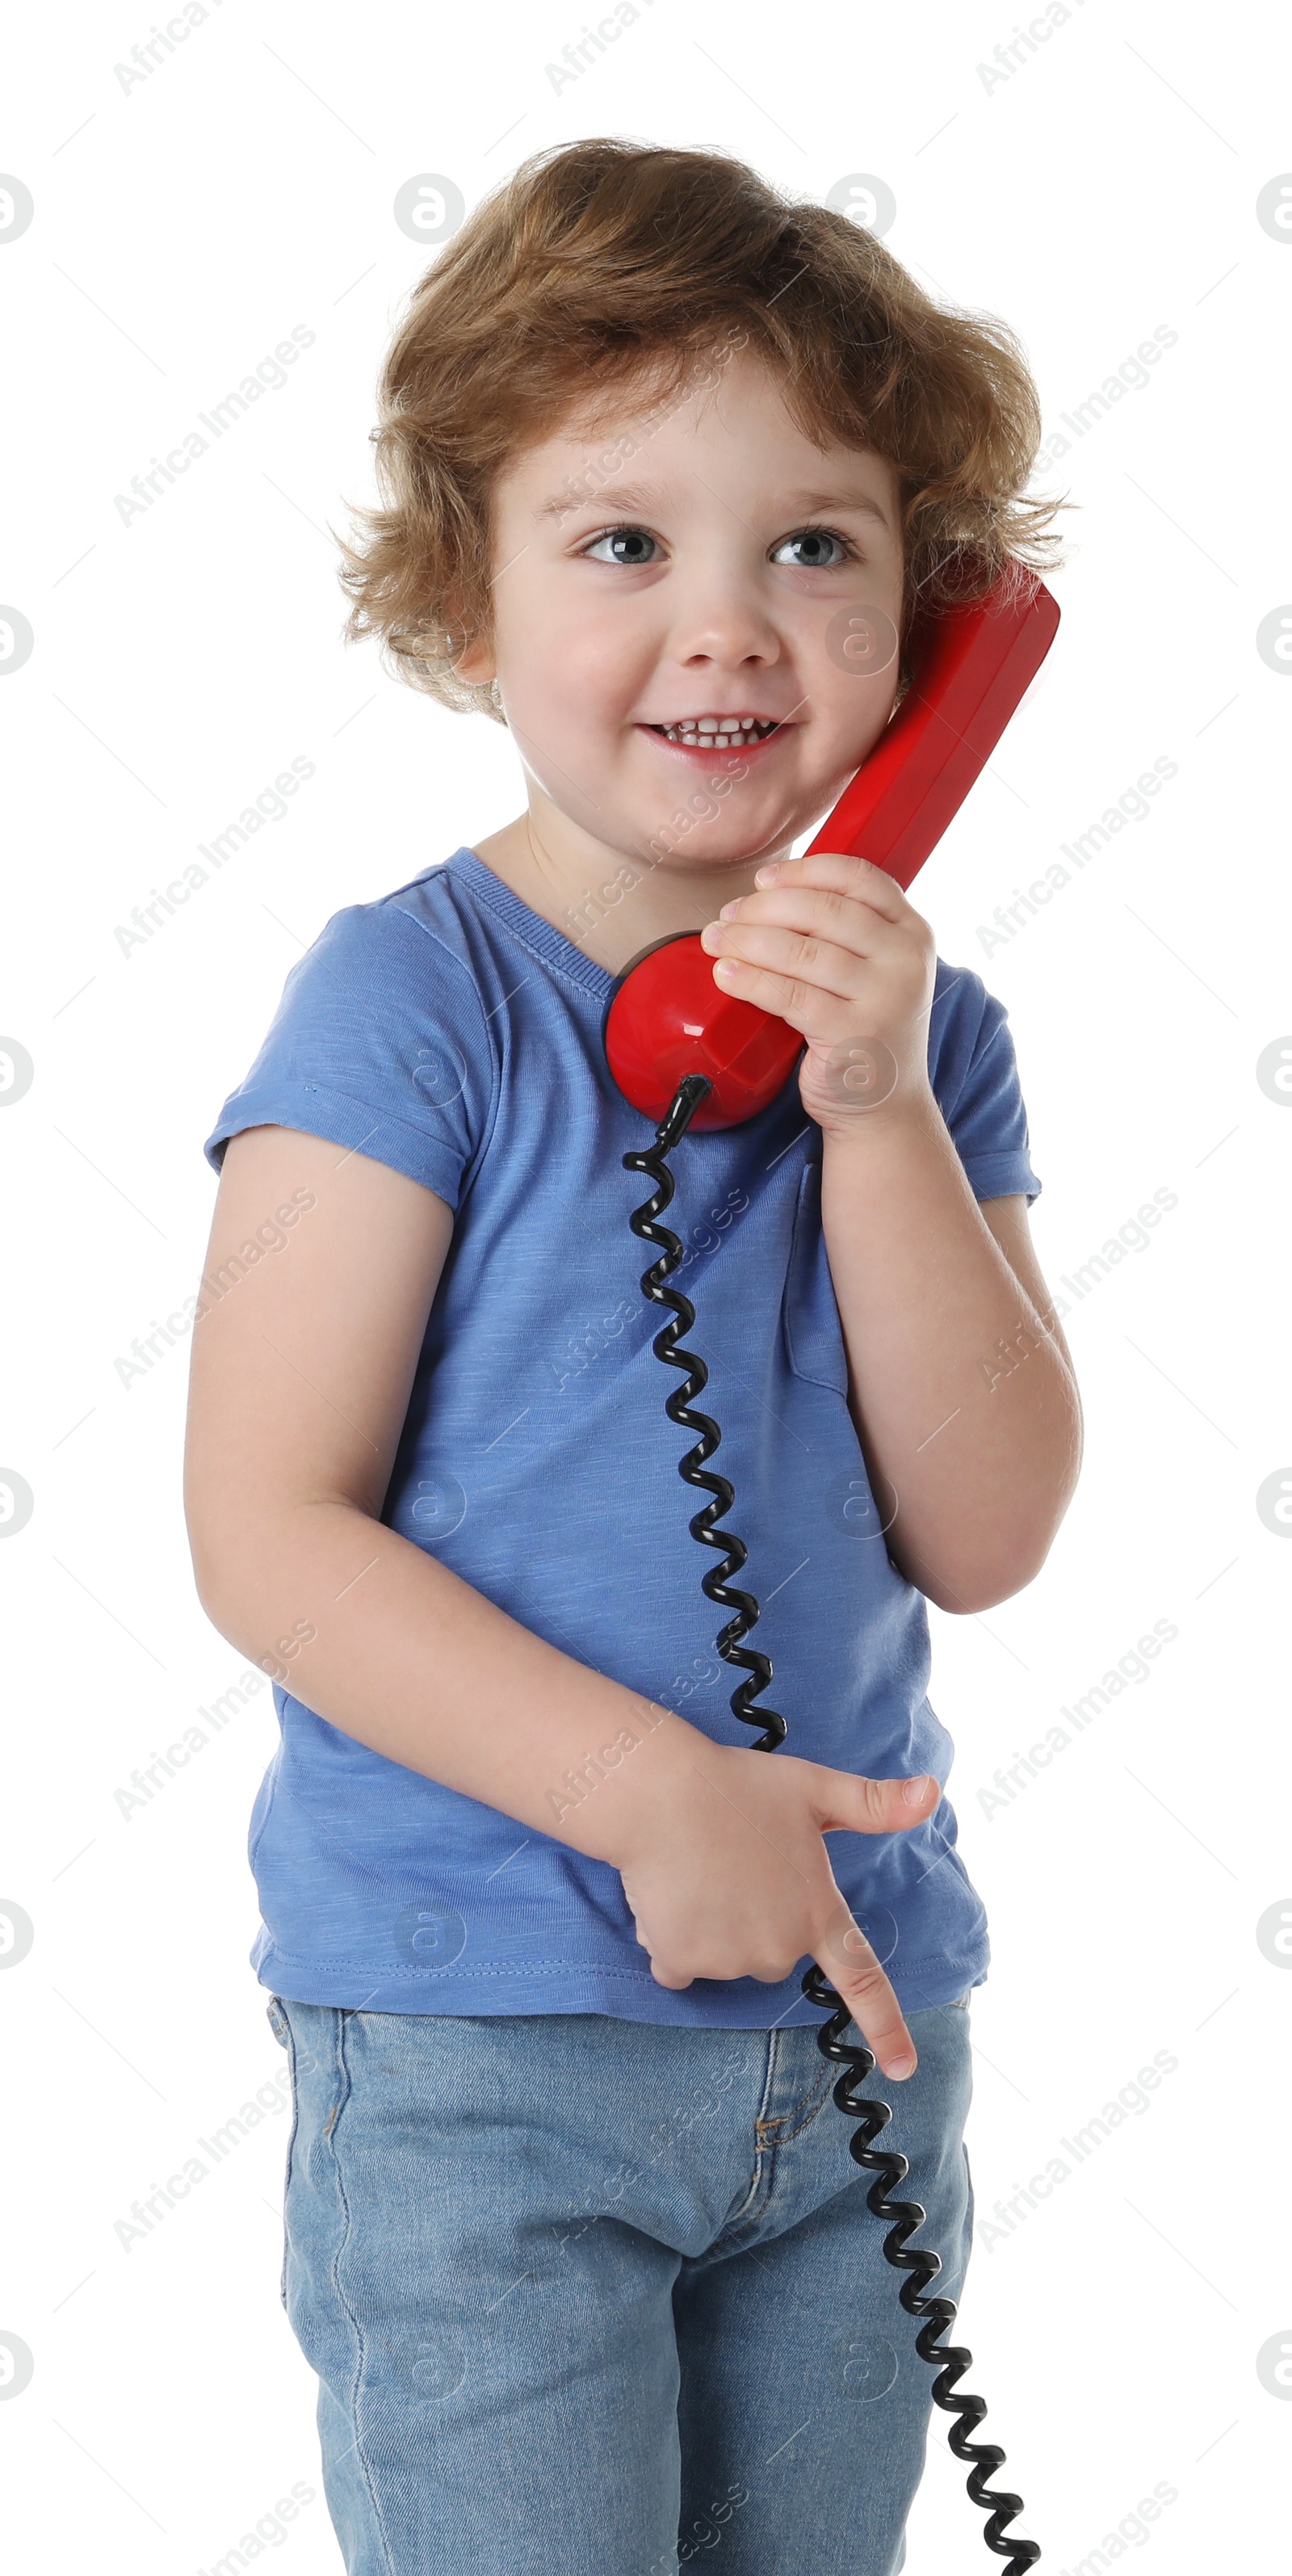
[781,1158,850,1396]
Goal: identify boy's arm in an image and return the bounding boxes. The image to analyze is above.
[820,1121,1082,1613]
[182,1121,944,2080]
[182,1123,689,1841]
[699,849,1082,1616]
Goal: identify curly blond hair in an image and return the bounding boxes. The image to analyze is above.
[336,137,1069,724]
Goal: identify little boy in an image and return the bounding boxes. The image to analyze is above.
[185,137,1079,2576]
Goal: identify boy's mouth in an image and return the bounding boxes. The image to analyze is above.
[644,714,785,754]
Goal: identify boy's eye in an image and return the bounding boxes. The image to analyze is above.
[770,526,856,569]
[582,525,660,566]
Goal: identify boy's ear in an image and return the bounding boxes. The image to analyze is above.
[445,600,494,685]
[451,633,496,685]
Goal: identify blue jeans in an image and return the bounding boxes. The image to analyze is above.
[266,1994,975,2576]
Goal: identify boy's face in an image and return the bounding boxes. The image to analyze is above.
[457,347,906,890]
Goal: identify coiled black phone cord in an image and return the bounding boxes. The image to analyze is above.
[623,1073,1040,2571]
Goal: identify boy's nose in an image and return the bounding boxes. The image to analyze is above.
[665,572,785,670]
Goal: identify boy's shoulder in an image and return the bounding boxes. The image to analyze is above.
[278,852,497,1016]
[304,848,581,994]
[313,851,476,948]
[926,957,1040,1205]
[202,853,498,1198]
[928,955,1013,1077]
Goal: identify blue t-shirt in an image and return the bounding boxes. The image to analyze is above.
[203,847,1042,2026]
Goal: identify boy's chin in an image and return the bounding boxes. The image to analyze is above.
[621,831,794,877]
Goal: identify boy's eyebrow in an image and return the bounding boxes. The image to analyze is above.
[535,481,894,528]
[784,487,893,529]
[535,481,667,523]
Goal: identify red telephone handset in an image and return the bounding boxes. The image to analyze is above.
[604,566,1059,1128]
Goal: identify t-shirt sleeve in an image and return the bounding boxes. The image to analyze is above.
[930,964,1042,1206]
[202,899,494,1212]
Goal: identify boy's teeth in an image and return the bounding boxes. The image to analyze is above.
[656,716,778,745]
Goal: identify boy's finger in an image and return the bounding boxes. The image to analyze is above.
[644,1956,694,1991]
[755,851,908,922]
[811,1769,940,1835]
[812,1914,917,2081]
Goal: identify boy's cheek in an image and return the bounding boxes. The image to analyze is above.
[514,582,666,718]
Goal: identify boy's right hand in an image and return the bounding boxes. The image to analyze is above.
[612,1741,940,2081]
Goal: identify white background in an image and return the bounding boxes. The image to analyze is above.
[1,1,1290,2568]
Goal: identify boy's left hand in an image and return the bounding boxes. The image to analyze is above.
[699,850,938,1138]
